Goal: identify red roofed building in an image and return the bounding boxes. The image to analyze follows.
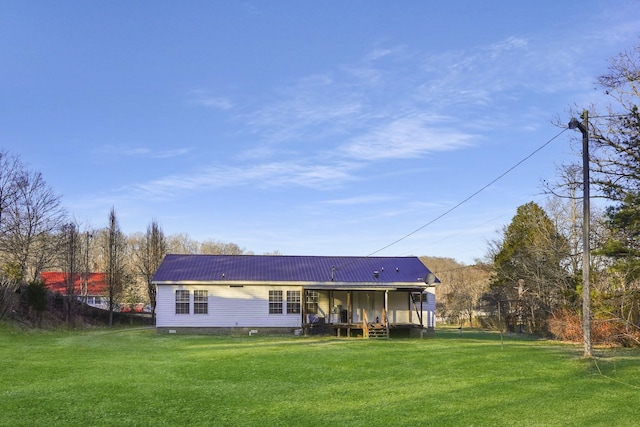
[41,272,109,309]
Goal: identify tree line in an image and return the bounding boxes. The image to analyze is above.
[0,153,252,324]
[436,43,640,347]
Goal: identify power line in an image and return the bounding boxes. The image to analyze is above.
[590,113,634,119]
[365,127,571,257]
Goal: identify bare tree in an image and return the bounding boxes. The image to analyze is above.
[556,45,640,203]
[105,208,126,326]
[0,150,24,238]
[136,220,166,321]
[200,239,244,255]
[80,229,95,308]
[590,45,640,200]
[166,233,200,254]
[544,166,583,276]
[165,233,249,255]
[60,222,83,322]
[424,256,490,327]
[0,169,66,282]
[0,150,23,295]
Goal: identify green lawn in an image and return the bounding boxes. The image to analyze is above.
[1,324,638,426]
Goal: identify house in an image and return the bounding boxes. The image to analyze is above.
[152,254,439,337]
[41,272,109,309]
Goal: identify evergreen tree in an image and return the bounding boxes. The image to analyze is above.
[489,202,572,333]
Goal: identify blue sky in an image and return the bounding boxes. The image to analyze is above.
[1,1,639,264]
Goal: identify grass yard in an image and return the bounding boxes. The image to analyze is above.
[1,324,639,426]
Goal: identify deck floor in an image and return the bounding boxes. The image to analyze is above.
[305,322,424,337]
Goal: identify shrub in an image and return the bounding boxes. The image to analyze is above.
[548,309,582,342]
[26,281,48,313]
[549,309,640,347]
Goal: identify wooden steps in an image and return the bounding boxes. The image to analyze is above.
[367,323,389,339]
[362,308,389,339]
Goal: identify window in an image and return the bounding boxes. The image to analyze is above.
[175,290,190,314]
[194,290,208,314]
[305,290,319,314]
[287,291,301,314]
[269,290,283,314]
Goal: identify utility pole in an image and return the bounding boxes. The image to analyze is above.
[84,231,92,309]
[569,110,592,358]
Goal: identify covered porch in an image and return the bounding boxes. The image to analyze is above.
[301,286,433,338]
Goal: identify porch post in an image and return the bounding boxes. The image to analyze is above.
[384,290,389,337]
[329,290,334,324]
[302,289,308,336]
[347,290,352,338]
[420,291,424,329]
[411,292,422,325]
[384,290,388,323]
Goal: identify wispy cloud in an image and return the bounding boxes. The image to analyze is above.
[242,75,364,146]
[96,145,191,159]
[188,90,234,110]
[118,31,616,203]
[241,40,531,161]
[485,36,528,58]
[152,148,192,159]
[123,159,361,200]
[319,194,399,205]
[340,114,476,161]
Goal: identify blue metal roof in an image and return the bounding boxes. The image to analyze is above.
[152,254,438,286]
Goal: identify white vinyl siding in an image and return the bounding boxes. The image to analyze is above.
[422,287,437,328]
[388,291,410,323]
[351,291,383,323]
[156,285,303,328]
